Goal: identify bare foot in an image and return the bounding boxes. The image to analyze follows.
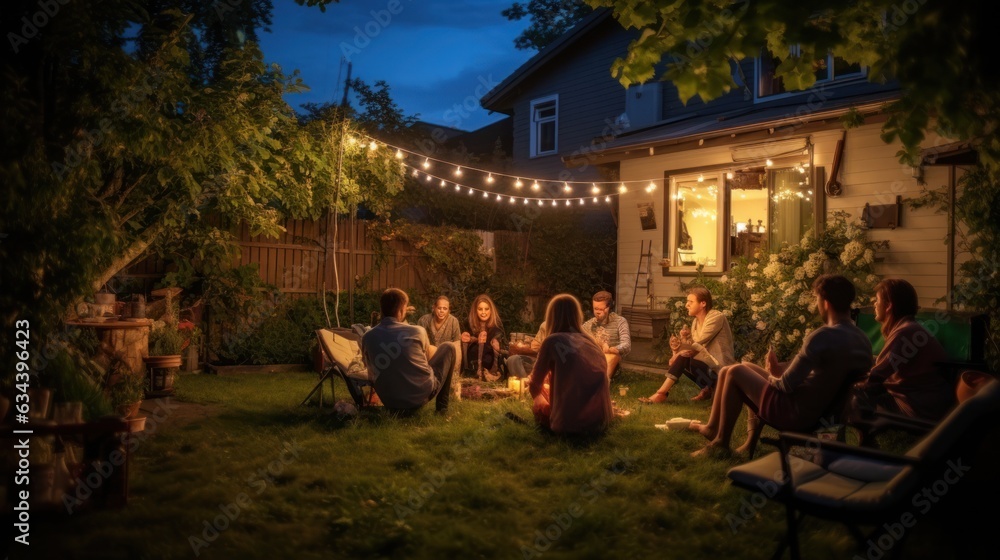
[690,441,731,459]
[638,392,668,404]
[734,434,758,455]
[686,420,716,440]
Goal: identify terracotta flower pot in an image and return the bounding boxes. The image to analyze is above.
[116,400,142,419]
[143,355,182,368]
[956,370,994,404]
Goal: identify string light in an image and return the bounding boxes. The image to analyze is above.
[422,158,430,169]
[591,183,600,195]
[455,166,463,177]
[455,184,461,191]
[368,141,378,151]
[468,188,474,195]
[766,159,773,167]
[579,199,585,205]
[509,197,516,203]
[496,194,503,201]
[593,197,598,203]
[563,182,572,193]
[395,149,404,159]
[531,181,540,191]
[440,179,446,187]
[552,200,558,206]
[411,169,418,177]
[515,178,523,188]
[646,181,657,192]
[619,183,627,194]
[486,173,495,184]
[483,191,489,198]
[605,196,610,203]
[726,171,734,179]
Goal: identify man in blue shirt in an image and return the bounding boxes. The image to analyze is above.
[362,288,457,414]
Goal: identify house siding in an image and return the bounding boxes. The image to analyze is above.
[505,19,634,184]
[616,124,955,336]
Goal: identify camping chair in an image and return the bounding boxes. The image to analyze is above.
[301,328,375,409]
[726,377,1000,560]
[743,368,868,459]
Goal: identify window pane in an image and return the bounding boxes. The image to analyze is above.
[536,105,556,119]
[768,168,814,251]
[538,121,556,153]
[674,176,719,267]
[729,171,768,260]
[833,56,862,78]
[758,53,784,97]
[813,56,830,82]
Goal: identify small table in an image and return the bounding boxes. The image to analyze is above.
[65,319,153,376]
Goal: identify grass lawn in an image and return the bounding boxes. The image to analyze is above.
[20,369,983,559]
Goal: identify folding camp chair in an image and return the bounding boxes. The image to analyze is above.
[727,378,1000,560]
[301,328,376,409]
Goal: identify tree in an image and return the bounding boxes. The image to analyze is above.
[585,0,1000,167]
[502,0,592,51]
[0,0,400,366]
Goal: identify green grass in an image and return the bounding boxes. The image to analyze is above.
[22,370,978,559]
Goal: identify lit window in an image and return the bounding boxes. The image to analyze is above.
[667,173,724,272]
[530,95,558,157]
[756,47,864,100]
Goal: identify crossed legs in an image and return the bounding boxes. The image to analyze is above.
[689,362,769,457]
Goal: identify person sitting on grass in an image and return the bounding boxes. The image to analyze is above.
[460,294,505,380]
[505,320,548,379]
[362,288,456,415]
[417,295,462,346]
[688,274,873,457]
[851,278,955,422]
[582,291,631,379]
[528,293,614,436]
[639,287,735,404]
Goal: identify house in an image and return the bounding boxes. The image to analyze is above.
[481,8,969,337]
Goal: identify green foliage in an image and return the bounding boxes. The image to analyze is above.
[149,324,186,356]
[502,0,593,51]
[656,212,884,364]
[587,0,1000,170]
[911,164,1000,371]
[108,371,146,411]
[36,347,112,421]
[220,295,330,365]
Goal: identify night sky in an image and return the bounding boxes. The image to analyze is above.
[259,0,535,131]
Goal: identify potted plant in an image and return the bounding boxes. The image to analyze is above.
[108,370,145,419]
[145,322,185,368]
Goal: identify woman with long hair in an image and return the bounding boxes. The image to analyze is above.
[852,278,954,421]
[528,294,613,435]
[460,294,505,379]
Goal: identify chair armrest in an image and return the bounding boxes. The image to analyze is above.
[870,410,936,434]
[775,431,922,466]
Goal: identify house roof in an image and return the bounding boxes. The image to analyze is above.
[480,8,613,112]
[578,89,903,165]
[445,117,513,157]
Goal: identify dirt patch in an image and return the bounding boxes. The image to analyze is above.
[136,397,220,431]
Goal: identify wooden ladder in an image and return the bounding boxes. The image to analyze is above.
[629,240,653,311]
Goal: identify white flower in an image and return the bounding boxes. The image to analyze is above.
[763,262,781,279]
[840,241,864,266]
[773,331,783,342]
[798,315,806,324]
[867,274,879,284]
[742,352,755,362]
[794,268,805,280]
[863,249,875,264]
[769,254,780,263]
[748,263,759,270]
[751,293,762,303]
[793,329,801,337]
[720,274,729,284]
[777,309,785,317]
[787,333,797,342]
[752,312,760,321]
[675,301,684,309]
[747,280,756,289]
[723,309,733,317]
[756,321,767,330]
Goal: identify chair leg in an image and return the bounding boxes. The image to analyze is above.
[785,501,801,560]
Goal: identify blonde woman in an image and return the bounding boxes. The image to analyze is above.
[528,294,613,435]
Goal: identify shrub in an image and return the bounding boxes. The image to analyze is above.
[656,211,884,365]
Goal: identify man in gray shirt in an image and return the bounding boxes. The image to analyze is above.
[362,288,456,414]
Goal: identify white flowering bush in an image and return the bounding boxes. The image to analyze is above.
[655,212,885,365]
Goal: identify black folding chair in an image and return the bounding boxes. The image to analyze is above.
[301,328,375,409]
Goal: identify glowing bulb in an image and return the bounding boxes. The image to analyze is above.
[509,197,516,204]
[766,159,773,167]
[422,158,430,169]
[591,183,600,195]
[368,141,378,151]
[411,169,418,177]
[455,184,461,191]
[425,174,432,182]
[565,200,571,206]
[697,174,704,182]
[468,188,474,195]
[619,183,627,194]
[604,196,611,203]
[496,194,503,201]
[647,181,656,192]
[579,199,585,205]
[523,199,528,204]
[726,172,734,179]
[515,178,523,188]
[538,200,544,206]
[483,191,489,197]
[552,200,558,206]
[531,181,540,191]
[346,136,357,145]
[440,179,446,187]
[486,173,494,184]
[563,182,572,193]
[592,197,598,203]
[395,149,403,159]
[455,166,463,177]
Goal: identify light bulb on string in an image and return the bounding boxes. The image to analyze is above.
[726,171,734,179]
[591,183,600,195]
[455,184,461,191]
[440,179,446,187]
[523,199,528,204]
[515,178,523,188]
[766,159,773,167]
[422,158,430,169]
[592,197,598,203]
[486,173,494,184]
[395,149,404,159]
[619,183,627,194]
[468,188,474,195]
[411,169,418,177]
[538,200,544,206]
[346,136,356,145]
[496,194,503,201]
[532,181,540,191]
[604,196,610,203]
[483,191,489,198]
[368,141,378,151]
[455,166,463,177]
[509,197,516,204]
[646,181,656,192]
[424,174,432,182]
[563,182,572,193]
[579,199,585,205]
[552,200,558,207]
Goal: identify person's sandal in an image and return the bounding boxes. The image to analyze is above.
[638,391,668,404]
[690,386,713,401]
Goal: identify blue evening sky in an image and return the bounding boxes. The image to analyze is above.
[259,0,536,132]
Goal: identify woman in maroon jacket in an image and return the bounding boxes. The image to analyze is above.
[528,294,613,435]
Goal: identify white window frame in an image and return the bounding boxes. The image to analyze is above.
[529,94,559,157]
[754,46,866,103]
[666,172,726,274]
